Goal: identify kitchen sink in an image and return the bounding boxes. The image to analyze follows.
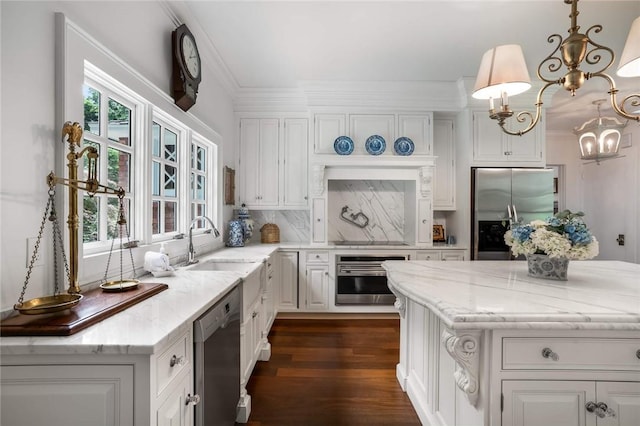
[187,260,261,274]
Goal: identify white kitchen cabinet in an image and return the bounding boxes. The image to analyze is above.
[415,249,466,261]
[398,114,433,155]
[312,198,326,244]
[303,250,330,311]
[276,250,299,311]
[282,118,309,207]
[503,381,640,426]
[1,329,194,426]
[471,111,545,166]
[239,117,308,209]
[433,118,455,210]
[157,374,193,426]
[240,264,265,390]
[417,198,433,244]
[239,118,279,207]
[314,113,346,154]
[1,364,135,426]
[262,254,277,335]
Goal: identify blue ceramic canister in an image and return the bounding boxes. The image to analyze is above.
[227,220,245,247]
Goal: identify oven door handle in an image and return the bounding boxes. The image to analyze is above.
[338,269,387,276]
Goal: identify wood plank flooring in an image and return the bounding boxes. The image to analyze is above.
[241,317,421,426]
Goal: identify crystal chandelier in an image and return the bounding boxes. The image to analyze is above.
[574,99,627,162]
[472,0,640,136]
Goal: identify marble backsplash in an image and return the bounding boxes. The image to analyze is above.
[327,180,405,242]
[237,210,310,243]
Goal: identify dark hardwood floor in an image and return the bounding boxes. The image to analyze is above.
[241,317,421,426]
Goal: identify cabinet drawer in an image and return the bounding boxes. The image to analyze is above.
[156,332,190,395]
[306,251,329,264]
[503,338,640,371]
[415,250,441,261]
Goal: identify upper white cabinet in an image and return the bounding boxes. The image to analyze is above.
[471,111,545,166]
[313,112,433,156]
[239,117,308,209]
[282,118,309,208]
[239,118,279,207]
[433,118,455,210]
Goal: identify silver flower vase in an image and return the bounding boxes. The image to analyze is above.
[526,254,569,281]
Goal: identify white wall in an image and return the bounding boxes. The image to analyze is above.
[547,125,640,262]
[0,1,236,312]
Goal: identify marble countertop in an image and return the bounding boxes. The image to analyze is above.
[0,245,279,357]
[383,260,640,331]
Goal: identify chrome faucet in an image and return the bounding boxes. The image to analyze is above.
[187,216,220,265]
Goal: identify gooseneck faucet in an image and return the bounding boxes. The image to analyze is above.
[187,216,220,265]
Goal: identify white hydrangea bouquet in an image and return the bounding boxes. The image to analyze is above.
[504,210,599,260]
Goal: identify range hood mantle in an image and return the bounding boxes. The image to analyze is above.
[310,155,436,197]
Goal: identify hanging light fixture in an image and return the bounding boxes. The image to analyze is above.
[574,99,627,162]
[472,0,640,136]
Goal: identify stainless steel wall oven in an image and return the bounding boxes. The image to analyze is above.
[335,254,408,305]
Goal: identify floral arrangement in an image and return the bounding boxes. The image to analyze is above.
[504,210,599,260]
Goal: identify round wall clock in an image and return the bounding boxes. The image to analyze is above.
[171,24,202,112]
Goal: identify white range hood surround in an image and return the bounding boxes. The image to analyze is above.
[309,156,436,246]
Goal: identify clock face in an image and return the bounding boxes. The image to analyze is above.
[181,34,200,79]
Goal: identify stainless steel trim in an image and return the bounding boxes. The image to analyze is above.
[336,293,397,305]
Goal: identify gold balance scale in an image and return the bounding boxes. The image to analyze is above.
[14,122,139,315]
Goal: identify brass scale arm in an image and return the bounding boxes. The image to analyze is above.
[49,121,126,294]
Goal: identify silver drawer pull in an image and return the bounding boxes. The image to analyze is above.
[170,354,186,367]
[585,401,616,418]
[185,393,201,406]
[636,349,640,359]
[541,347,559,361]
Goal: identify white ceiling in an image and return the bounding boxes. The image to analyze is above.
[185,0,640,132]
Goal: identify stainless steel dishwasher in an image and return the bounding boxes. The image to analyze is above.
[193,285,241,426]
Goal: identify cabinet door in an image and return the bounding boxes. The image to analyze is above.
[502,380,596,426]
[277,251,299,310]
[433,118,455,210]
[314,113,346,154]
[258,119,280,206]
[1,364,135,426]
[157,373,192,426]
[508,123,544,163]
[239,119,261,206]
[349,114,394,155]
[282,118,308,207]
[417,198,432,244]
[398,114,432,155]
[472,111,508,163]
[305,265,329,310]
[596,382,640,426]
[312,198,326,244]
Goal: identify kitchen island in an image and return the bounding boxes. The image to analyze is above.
[383,260,640,426]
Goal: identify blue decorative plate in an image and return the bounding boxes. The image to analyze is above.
[394,137,414,156]
[365,135,386,155]
[334,136,354,155]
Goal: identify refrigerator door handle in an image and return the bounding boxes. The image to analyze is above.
[507,204,513,220]
[512,204,518,223]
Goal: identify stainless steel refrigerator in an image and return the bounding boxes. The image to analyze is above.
[471,167,554,260]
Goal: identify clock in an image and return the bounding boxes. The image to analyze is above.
[171,24,202,112]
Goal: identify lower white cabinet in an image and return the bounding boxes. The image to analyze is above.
[503,380,640,426]
[415,249,466,261]
[305,265,329,310]
[277,250,299,311]
[1,328,194,426]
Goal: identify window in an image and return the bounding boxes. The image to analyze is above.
[81,64,218,257]
[152,119,180,235]
[82,83,136,247]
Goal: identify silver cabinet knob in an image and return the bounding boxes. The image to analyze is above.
[636,349,640,359]
[170,354,186,367]
[317,218,321,222]
[541,347,559,361]
[422,219,427,224]
[185,394,201,406]
[586,401,615,418]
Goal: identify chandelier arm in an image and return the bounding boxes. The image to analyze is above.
[498,81,558,136]
[584,25,615,74]
[537,34,565,82]
[589,73,640,122]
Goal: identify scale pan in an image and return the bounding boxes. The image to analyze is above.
[15,294,83,315]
